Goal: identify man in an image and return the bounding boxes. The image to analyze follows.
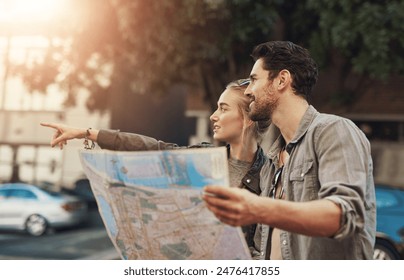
[203,41,376,260]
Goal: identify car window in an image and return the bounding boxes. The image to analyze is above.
[8,189,38,200]
[41,189,62,198]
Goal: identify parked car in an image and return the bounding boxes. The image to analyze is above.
[0,183,88,236]
[62,178,97,210]
[374,184,404,260]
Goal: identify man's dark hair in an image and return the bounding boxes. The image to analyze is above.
[251,41,318,100]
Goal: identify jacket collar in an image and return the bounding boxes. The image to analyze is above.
[226,143,265,171]
[267,105,318,160]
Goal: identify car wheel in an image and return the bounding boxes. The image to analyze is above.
[25,214,48,236]
[374,239,400,260]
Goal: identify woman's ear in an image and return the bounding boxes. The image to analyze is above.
[243,118,254,128]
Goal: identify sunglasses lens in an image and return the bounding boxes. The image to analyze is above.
[238,79,250,86]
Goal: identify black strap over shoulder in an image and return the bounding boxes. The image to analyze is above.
[187,142,214,148]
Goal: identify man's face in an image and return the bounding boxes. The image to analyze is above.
[245,58,279,122]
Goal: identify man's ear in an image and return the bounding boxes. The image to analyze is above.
[277,70,291,90]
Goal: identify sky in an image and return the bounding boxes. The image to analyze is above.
[0,0,72,110]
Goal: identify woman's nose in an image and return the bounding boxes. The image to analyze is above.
[244,84,252,97]
[210,111,218,121]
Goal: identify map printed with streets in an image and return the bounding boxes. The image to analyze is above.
[79,147,251,260]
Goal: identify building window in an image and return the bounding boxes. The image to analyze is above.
[355,121,403,142]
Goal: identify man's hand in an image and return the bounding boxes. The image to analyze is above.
[202,185,260,226]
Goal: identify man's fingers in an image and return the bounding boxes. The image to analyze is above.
[203,193,239,213]
[205,202,240,226]
[203,186,251,227]
[203,185,239,200]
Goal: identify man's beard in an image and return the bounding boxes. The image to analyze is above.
[248,82,279,123]
[248,96,278,123]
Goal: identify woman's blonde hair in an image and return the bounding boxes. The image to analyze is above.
[225,79,270,142]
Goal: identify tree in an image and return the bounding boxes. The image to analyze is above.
[290,0,404,107]
[10,0,276,132]
[10,0,404,120]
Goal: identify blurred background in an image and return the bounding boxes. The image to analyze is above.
[0,0,404,260]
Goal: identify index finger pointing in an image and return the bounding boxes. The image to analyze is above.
[40,122,59,129]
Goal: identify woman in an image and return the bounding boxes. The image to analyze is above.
[41,79,269,258]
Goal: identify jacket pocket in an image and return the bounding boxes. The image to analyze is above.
[289,160,316,200]
[290,161,313,181]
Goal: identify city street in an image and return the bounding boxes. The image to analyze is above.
[0,211,119,260]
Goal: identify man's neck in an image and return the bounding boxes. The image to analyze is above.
[273,97,309,144]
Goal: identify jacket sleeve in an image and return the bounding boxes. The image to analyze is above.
[315,118,375,240]
[97,129,180,151]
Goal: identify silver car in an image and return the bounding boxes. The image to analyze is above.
[0,183,88,236]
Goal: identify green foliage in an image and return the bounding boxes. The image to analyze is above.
[307,0,404,79]
[9,0,404,112]
[10,0,279,111]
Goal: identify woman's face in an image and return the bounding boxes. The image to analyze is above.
[209,88,246,144]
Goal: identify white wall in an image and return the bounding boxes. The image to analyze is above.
[58,91,110,188]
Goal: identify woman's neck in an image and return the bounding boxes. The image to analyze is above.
[229,138,257,162]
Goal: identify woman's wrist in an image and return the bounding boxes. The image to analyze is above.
[83,128,99,142]
[83,128,96,149]
[80,128,88,139]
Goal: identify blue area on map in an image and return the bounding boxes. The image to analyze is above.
[97,195,118,238]
[82,149,226,190]
[186,158,209,188]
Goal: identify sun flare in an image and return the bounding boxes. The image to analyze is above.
[0,0,68,23]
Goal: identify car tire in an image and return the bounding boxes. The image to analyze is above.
[374,239,400,260]
[25,214,48,236]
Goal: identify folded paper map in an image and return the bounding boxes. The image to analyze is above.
[79,147,251,260]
